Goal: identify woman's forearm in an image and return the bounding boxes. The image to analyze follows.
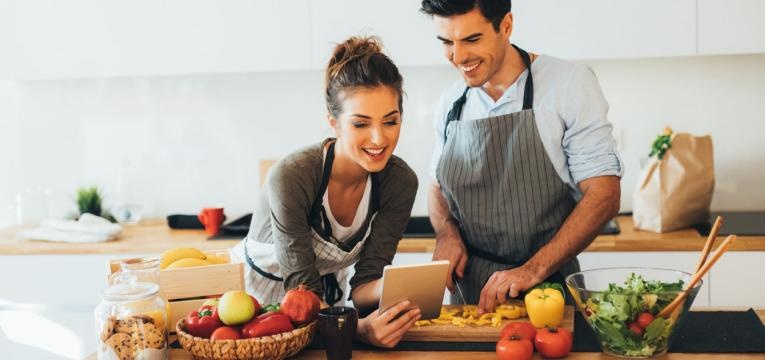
[350,278,382,311]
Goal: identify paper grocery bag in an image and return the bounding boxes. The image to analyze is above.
[633,132,714,233]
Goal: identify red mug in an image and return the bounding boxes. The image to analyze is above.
[198,207,225,236]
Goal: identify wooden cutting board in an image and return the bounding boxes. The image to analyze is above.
[402,301,574,342]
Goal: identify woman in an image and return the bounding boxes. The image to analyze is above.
[231,36,420,347]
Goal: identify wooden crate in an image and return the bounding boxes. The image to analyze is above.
[107,250,244,334]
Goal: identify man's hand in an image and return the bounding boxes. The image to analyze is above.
[429,181,467,292]
[477,265,542,314]
[432,232,467,292]
[475,175,620,314]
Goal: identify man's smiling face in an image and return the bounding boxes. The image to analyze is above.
[434,7,512,88]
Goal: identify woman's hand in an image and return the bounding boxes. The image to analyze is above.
[356,300,420,348]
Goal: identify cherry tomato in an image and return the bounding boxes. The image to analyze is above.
[637,312,655,329]
[496,337,533,360]
[500,321,537,342]
[628,322,644,335]
[210,326,241,341]
[534,327,573,359]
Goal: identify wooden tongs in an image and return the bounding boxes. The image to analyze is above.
[658,216,736,318]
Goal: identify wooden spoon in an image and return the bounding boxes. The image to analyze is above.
[693,216,723,274]
[658,234,736,318]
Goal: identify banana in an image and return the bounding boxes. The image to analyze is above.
[165,257,212,269]
[159,247,206,269]
[204,254,228,265]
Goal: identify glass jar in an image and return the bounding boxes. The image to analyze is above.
[95,274,168,360]
[109,257,161,286]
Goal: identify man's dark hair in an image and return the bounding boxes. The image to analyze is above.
[420,0,511,32]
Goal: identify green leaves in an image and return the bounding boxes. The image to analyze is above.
[644,317,666,342]
[531,282,566,300]
[263,303,281,312]
[75,186,116,222]
[649,128,673,160]
[76,186,103,216]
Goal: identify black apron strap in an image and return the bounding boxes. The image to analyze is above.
[463,241,525,267]
[244,250,283,281]
[511,44,534,110]
[311,141,336,239]
[444,86,470,139]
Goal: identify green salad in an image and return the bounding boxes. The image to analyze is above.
[583,273,684,357]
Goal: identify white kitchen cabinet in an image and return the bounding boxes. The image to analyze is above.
[0,254,126,359]
[697,0,765,55]
[0,254,115,307]
[308,0,447,69]
[577,252,711,307]
[511,0,697,60]
[3,0,311,79]
[707,252,765,307]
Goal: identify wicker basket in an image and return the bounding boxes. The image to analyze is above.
[176,318,317,360]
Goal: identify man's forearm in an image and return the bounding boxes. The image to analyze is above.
[525,176,621,280]
[428,182,461,241]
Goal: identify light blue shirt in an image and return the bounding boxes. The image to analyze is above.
[430,55,624,200]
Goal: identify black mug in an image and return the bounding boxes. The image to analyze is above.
[318,306,358,360]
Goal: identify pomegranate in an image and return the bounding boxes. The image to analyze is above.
[281,284,321,325]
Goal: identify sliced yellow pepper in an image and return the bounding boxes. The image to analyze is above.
[437,312,455,320]
[491,314,503,327]
[524,288,564,328]
[414,320,431,327]
[474,318,492,326]
[495,305,523,320]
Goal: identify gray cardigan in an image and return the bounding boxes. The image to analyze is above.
[246,139,418,297]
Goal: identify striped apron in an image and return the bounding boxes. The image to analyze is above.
[232,142,379,306]
[436,45,579,304]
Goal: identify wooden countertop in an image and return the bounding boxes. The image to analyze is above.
[84,310,765,360]
[5,216,765,256]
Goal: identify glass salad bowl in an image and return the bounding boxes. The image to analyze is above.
[565,267,702,358]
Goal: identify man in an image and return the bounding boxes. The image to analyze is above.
[421,0,623,313]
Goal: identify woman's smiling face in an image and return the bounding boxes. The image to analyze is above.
[330,85,402,173]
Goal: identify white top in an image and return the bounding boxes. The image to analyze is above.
[430,54,624,200]
[322,175,371,243]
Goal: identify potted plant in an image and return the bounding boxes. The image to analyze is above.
[76,186,116,222]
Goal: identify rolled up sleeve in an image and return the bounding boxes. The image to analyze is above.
[561,65,624,185]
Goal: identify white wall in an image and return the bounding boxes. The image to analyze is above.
[2,54,764,227]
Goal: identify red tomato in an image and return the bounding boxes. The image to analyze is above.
[281,284,321,326]
[499,322,537,342]
[496,337,533,360]
[637,312,655,329]
[534,327,573,359]
[628,322,644,335]
[210,326,241,341]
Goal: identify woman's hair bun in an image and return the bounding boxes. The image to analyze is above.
[325,36,403,117]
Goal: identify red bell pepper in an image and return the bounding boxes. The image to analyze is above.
[241,312,294,338]
[186,305,223,338]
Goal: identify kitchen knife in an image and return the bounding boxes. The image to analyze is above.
[452,274,468,305]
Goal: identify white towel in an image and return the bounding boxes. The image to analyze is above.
[17,213,123,243]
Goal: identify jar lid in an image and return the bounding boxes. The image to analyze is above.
[101,281,159,302]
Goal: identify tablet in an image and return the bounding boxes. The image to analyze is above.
[378,260,450,320]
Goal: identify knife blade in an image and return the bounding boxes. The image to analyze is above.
[452,274,468,305]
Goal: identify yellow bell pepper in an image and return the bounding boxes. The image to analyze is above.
[524,288,565,328]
